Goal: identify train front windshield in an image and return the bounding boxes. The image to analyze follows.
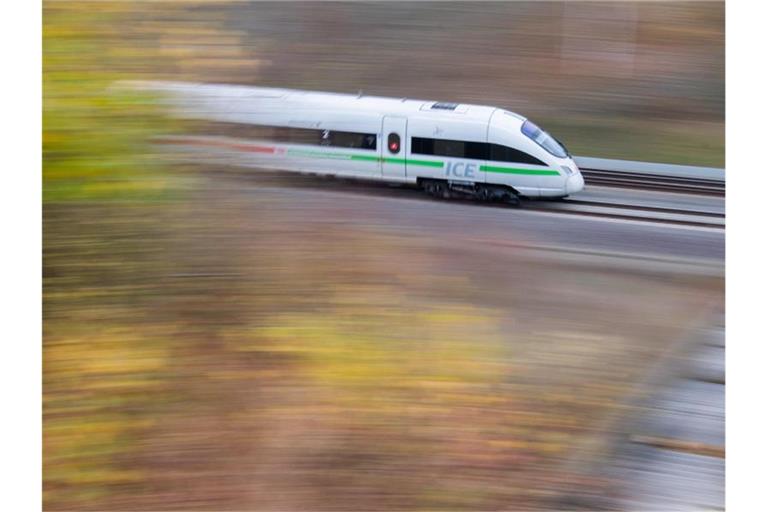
[521,120,569,158]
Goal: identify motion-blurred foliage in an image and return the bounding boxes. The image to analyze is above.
[43,2,724,510]
[43,2,198,506]
[43,2,177,202]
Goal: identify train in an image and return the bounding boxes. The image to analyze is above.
[138,81,585,204]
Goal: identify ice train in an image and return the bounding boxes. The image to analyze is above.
[143,81,585,203]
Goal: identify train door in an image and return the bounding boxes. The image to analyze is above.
[381,116,408,179]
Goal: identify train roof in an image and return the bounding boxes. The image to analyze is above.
[133,80,504,124]
[280,89,499,123]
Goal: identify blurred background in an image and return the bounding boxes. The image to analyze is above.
[43,2,724,510]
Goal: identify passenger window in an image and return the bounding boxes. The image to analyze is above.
[464,141,489,160]
[489,144,546,166]
[411,137,434,155]
[433,139,465,158]
[388,133,401,154]
[363,134,377,150]
[411,137,488,160]
[328,130,376,149]
[188,121,378,149]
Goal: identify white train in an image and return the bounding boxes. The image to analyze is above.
[141,81,584,203]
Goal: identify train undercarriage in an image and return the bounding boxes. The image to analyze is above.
[419,178,522,206]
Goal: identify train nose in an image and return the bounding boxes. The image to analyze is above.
[566,170,585,194]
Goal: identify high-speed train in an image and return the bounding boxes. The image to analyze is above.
[139,81,584,203]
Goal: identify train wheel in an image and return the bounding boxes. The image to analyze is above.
[476,186,493,202]
[506,192,521,207]
[423,180,449,199]
[434,181,449,199]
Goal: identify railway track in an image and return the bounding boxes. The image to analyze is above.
[181,160,725,229]
[530,201,724,229]
[528,197,725,229]
[580,168,725,197]
[564,199,723,218]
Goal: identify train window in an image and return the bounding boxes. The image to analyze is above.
[411,137,488,160]
[489,144,547,166]
[433,139,464,158]
[328,130,377,150]
[521,120,568,158]
[411,137,434,155]
[186,121,377,150]
[464,141,489,160]
[285,127,322,145]
[388,133,401,154]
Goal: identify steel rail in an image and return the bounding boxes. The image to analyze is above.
[191,164,725,229]
[580,168,725,197]
[526,203,724,230]
[561,199,725,218]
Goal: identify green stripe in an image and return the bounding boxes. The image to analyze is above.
[481,164,560,176]
[383,157,443,168]
[289,149,444,168]
[287,149,557,175]
[349,154,381,163]
[288,149,356,160]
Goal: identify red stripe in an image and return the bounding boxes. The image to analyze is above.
[229,142,275,154]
